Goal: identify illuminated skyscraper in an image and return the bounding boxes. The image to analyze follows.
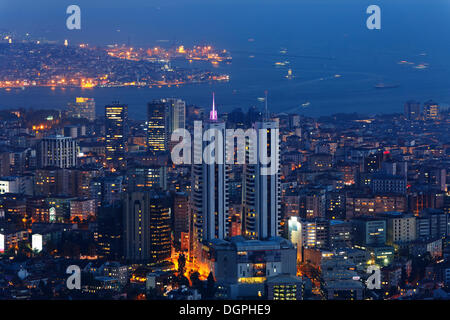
[191,94,229,248]
[105,103,128,170]
[242,120,281,240]
[147,100,167,153]
[67,97,96,121]
[123,191,171,263]
[147,98,186,153]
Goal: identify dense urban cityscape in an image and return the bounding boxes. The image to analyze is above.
[0,92,448,300]
[0,40,230,89]
[0,1,449,307]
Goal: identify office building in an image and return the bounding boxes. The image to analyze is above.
[266,274,304,300]
[205,236,297,285]
[147,100,167,153]
[105,103,128,170]
[37,135,78,168]
[123,191,171,263]
[147,98,186,153]
[424,100,440,120]
[67,97,96,121]
[352,217,387,246]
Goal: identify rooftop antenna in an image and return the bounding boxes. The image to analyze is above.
[264,90,269,121]
[209,92,218,121]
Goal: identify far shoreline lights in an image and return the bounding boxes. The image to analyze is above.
[0,42,230,89]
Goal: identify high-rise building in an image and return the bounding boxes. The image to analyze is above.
[67,97,96,121]
[424,100,440,120]
[147,100,167,153]
[123,191,171,263]
[404,100,421,120]
[191,95,229,247]
[173,192,190,245]
[37,135,78,168]
[126,165,167,191]
[97,203,123,260]
[242,120,281,240]
[105,103,128,170]
[166,98,186,134]
[147,98,186,153]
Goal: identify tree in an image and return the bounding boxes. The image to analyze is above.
[178,253,186,275]
[190,271,202,292]
[178,275,190,288]
[206,272,216,299]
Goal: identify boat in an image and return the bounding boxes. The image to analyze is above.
[301,102,310,107]
[286,69,293,79]
[375,83,399,89]
[414,64,428,69]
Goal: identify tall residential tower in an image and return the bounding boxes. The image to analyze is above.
[191,94,229,248]
[242,119,281,240]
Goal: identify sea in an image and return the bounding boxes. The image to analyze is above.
[0,0,450,119]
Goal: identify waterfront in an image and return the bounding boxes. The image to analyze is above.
[0,49,450,119]
[1,0,450,118]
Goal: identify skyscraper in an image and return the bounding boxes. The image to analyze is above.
[147,100,167,153]
[147,98,186,153]
[242,120,281,240]
[97,203,124,260]
[123,191,171,263]
[67,97,96,121]
[105,103,128,170]
[166,98,186,135]
[191,94,229,248]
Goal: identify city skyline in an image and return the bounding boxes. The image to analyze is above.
[0,0,449,306]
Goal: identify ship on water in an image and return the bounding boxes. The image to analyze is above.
[301,101,310,107]
[286,69,293,79]
[374,83,400,89]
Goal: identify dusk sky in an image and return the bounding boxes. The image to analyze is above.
[0,0,449,51]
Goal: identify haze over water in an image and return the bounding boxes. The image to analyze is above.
[0,0,450,119]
